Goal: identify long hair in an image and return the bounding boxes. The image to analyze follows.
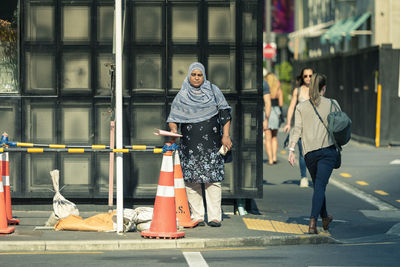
[309,73,327,106]
[266,73,280,96]
[296,67,314,87]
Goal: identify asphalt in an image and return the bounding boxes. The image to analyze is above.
[2,134,398,252]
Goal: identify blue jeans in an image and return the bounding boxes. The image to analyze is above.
[298,139,307,178]
[304,145,339,219]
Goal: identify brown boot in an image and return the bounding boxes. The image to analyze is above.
[308,217,318,234]
[322,215,333,230]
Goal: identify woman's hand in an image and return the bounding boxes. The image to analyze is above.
[221,135,232,152]
[169,122,178,143]
[288,151,296,166]
[263,118,269,131]
[283,124,291,133]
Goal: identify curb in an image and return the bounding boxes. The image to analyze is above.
[0,235,339,252]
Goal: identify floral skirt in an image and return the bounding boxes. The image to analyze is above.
[179,115,224,183]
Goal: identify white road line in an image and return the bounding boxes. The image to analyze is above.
[390,159,400,165]
[183,252,209,267]
[330,177,398,211]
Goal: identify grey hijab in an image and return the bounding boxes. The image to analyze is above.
[167,62,231,123]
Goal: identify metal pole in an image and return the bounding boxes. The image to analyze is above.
[108,64,115,212]
[265,0,272,72]
[115,0,124,234]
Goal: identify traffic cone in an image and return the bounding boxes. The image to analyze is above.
[0,158,15,234]
[1,152,19,225]
[141,146,185,239]
[173,151,197,228]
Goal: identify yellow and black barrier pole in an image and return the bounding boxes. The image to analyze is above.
[6,142,159,151]
[0,147,163,154]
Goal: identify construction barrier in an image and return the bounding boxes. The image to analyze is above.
[173,150,197,228]
[1,152,19,225]
[0,154,15,234]
[0,132,183,235]
[141,147,185,239]
[0,147,163,154]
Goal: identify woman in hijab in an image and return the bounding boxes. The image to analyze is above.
[167,62,232,227]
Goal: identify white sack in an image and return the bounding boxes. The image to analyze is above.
[50,170,79,219]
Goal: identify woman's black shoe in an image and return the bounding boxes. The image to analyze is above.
[194,220,205,227]
[208,221,221,227]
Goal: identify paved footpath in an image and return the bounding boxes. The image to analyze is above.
[1,134,398,251]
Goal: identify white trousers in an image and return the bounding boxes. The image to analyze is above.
[185,182,222,223]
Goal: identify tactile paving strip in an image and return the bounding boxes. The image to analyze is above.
[243,218,329,236]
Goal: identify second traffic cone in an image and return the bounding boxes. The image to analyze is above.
[0,158,14,234]
[1,152,19,225]
[141,146,185,239]
[173,151,197,228]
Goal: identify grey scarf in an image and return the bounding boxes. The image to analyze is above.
[167,62,231,123]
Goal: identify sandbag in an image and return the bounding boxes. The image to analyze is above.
[50,170,79,219]
[55,213,115,232]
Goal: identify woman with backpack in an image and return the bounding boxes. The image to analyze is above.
[287,73,340,234]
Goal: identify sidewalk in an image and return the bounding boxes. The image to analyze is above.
[3,133,396,252]
[0,205,337,251]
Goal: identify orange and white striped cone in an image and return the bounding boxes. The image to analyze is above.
[1,152,19,225]
[0,158,14,234]
[173,151,197,228]
[141,146,185,239]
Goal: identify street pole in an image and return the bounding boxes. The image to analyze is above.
[115,0,124,234]
[265,0,272,72]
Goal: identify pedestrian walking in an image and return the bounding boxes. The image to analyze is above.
[283,67,313,187]
[167,62,232,227]
[287,73,339,234]
[265,73,283,165]
[263,69,271,162]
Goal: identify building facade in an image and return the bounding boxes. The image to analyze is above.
[292,0,400,59]
[0,0,264,200]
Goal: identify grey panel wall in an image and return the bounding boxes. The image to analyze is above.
[2,0,264,200]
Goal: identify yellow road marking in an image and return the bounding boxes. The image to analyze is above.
[396,200,400,203]
[182,247,266,252]
[280,150,287,155]
[374,190,389,196]
[356,181,369,186]
[340,173,352,178]
[242,218,329,236]
[0,251,104,255]
[342,242,395,246]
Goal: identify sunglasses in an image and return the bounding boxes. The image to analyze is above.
[303,75,312,78]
